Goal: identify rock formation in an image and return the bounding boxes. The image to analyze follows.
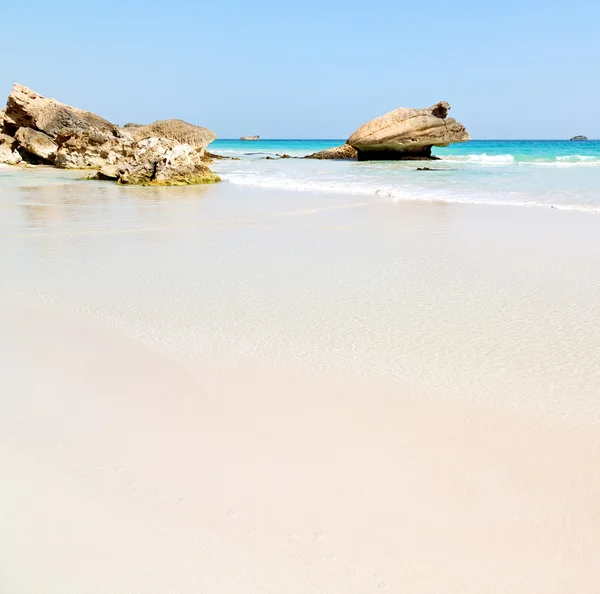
[570,135,588,141]
[115,137,219,186]
[125,119,215,155]
[304,144,357,160]
[306,101,469,161]
[14,127,58,162]
[348,101,469,160]
[240,135,259,141]
[0,133,22,164]
[0,83,220,186]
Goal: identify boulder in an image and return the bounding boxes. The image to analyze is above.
[1,84,220,185]
[116,137,220,186]
[54,128,135,169]
[15,127,58,162]
[124,119,215,155]
[570,135,588,141]
[5,83,117,139]
[240,135,259,141]
[92,165,120,180]
[305,144,358,160]
[0,107,18,136]
[0,134,22,165]
[124,123,143,128]
[347,101,469,160]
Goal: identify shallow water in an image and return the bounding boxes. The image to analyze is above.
[210,139,600,211]
[1,167,600,421]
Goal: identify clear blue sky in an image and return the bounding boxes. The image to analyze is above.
[2,0,598,139]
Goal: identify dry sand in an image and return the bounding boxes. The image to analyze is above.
[2,299,600,593]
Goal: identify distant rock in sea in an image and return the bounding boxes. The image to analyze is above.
[0,83,220,186]
[570,135,588,141]
[240,135,259,141]
[306,101,470,161]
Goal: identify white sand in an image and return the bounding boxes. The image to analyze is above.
[2,299,600,593]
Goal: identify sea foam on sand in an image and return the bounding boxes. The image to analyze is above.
[1,300,600,593]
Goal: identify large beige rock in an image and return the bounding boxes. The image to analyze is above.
[347,101,469,160]
[2,84,220,184]
[15,127,58,162]
[116,137,220,186]
[124,119,215,155]
[5,83,117,139]
[0,134,22,165]
[305,144,357,160]
[54,128,135,169]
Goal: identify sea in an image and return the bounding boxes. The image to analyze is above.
[208,139,600,212]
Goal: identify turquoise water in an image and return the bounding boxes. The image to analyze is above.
[209,139,600,211]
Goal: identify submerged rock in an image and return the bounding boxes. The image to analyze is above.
[116,137,220,186]
[347,101,469,160]
[305,144,358,160]
[240,135,259,141]
[570,135,588,141]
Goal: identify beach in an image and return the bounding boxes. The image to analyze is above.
[2,163,600,591]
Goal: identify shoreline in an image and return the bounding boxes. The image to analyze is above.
[3,161,600,214]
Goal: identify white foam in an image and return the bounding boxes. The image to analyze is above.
[220,173,600,214]
[442,153,516,164]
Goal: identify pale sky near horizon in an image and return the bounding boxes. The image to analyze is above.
[3,0,598,139]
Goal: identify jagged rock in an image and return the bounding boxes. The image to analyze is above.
[305,144,358,160]
[0,133,17,149]
[124,119,215,155]
[5,83,117,139]
[347,101,469,160]
[240,135,259,141]
[2,84,220,185]
[0,107,18,135]
[15,127,58,162]
[0,134,22,164]
[570,135,588,141]
[92,165,119,180]
[116,137,220,186]
[124,123,143,128]
[54,128,135,169]
[204,151,231,160]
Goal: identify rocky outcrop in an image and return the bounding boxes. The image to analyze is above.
[305,144,357,160]
[1,83,220,186]
[116,137,220,186]
[14,127,58,162]
[53,128,135,169]
[347,101,469,160]
[240,135,259,141]
[0,133,22,164]
[5,83,117,139]
[125,119,215,155]
[570,135,588,141]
